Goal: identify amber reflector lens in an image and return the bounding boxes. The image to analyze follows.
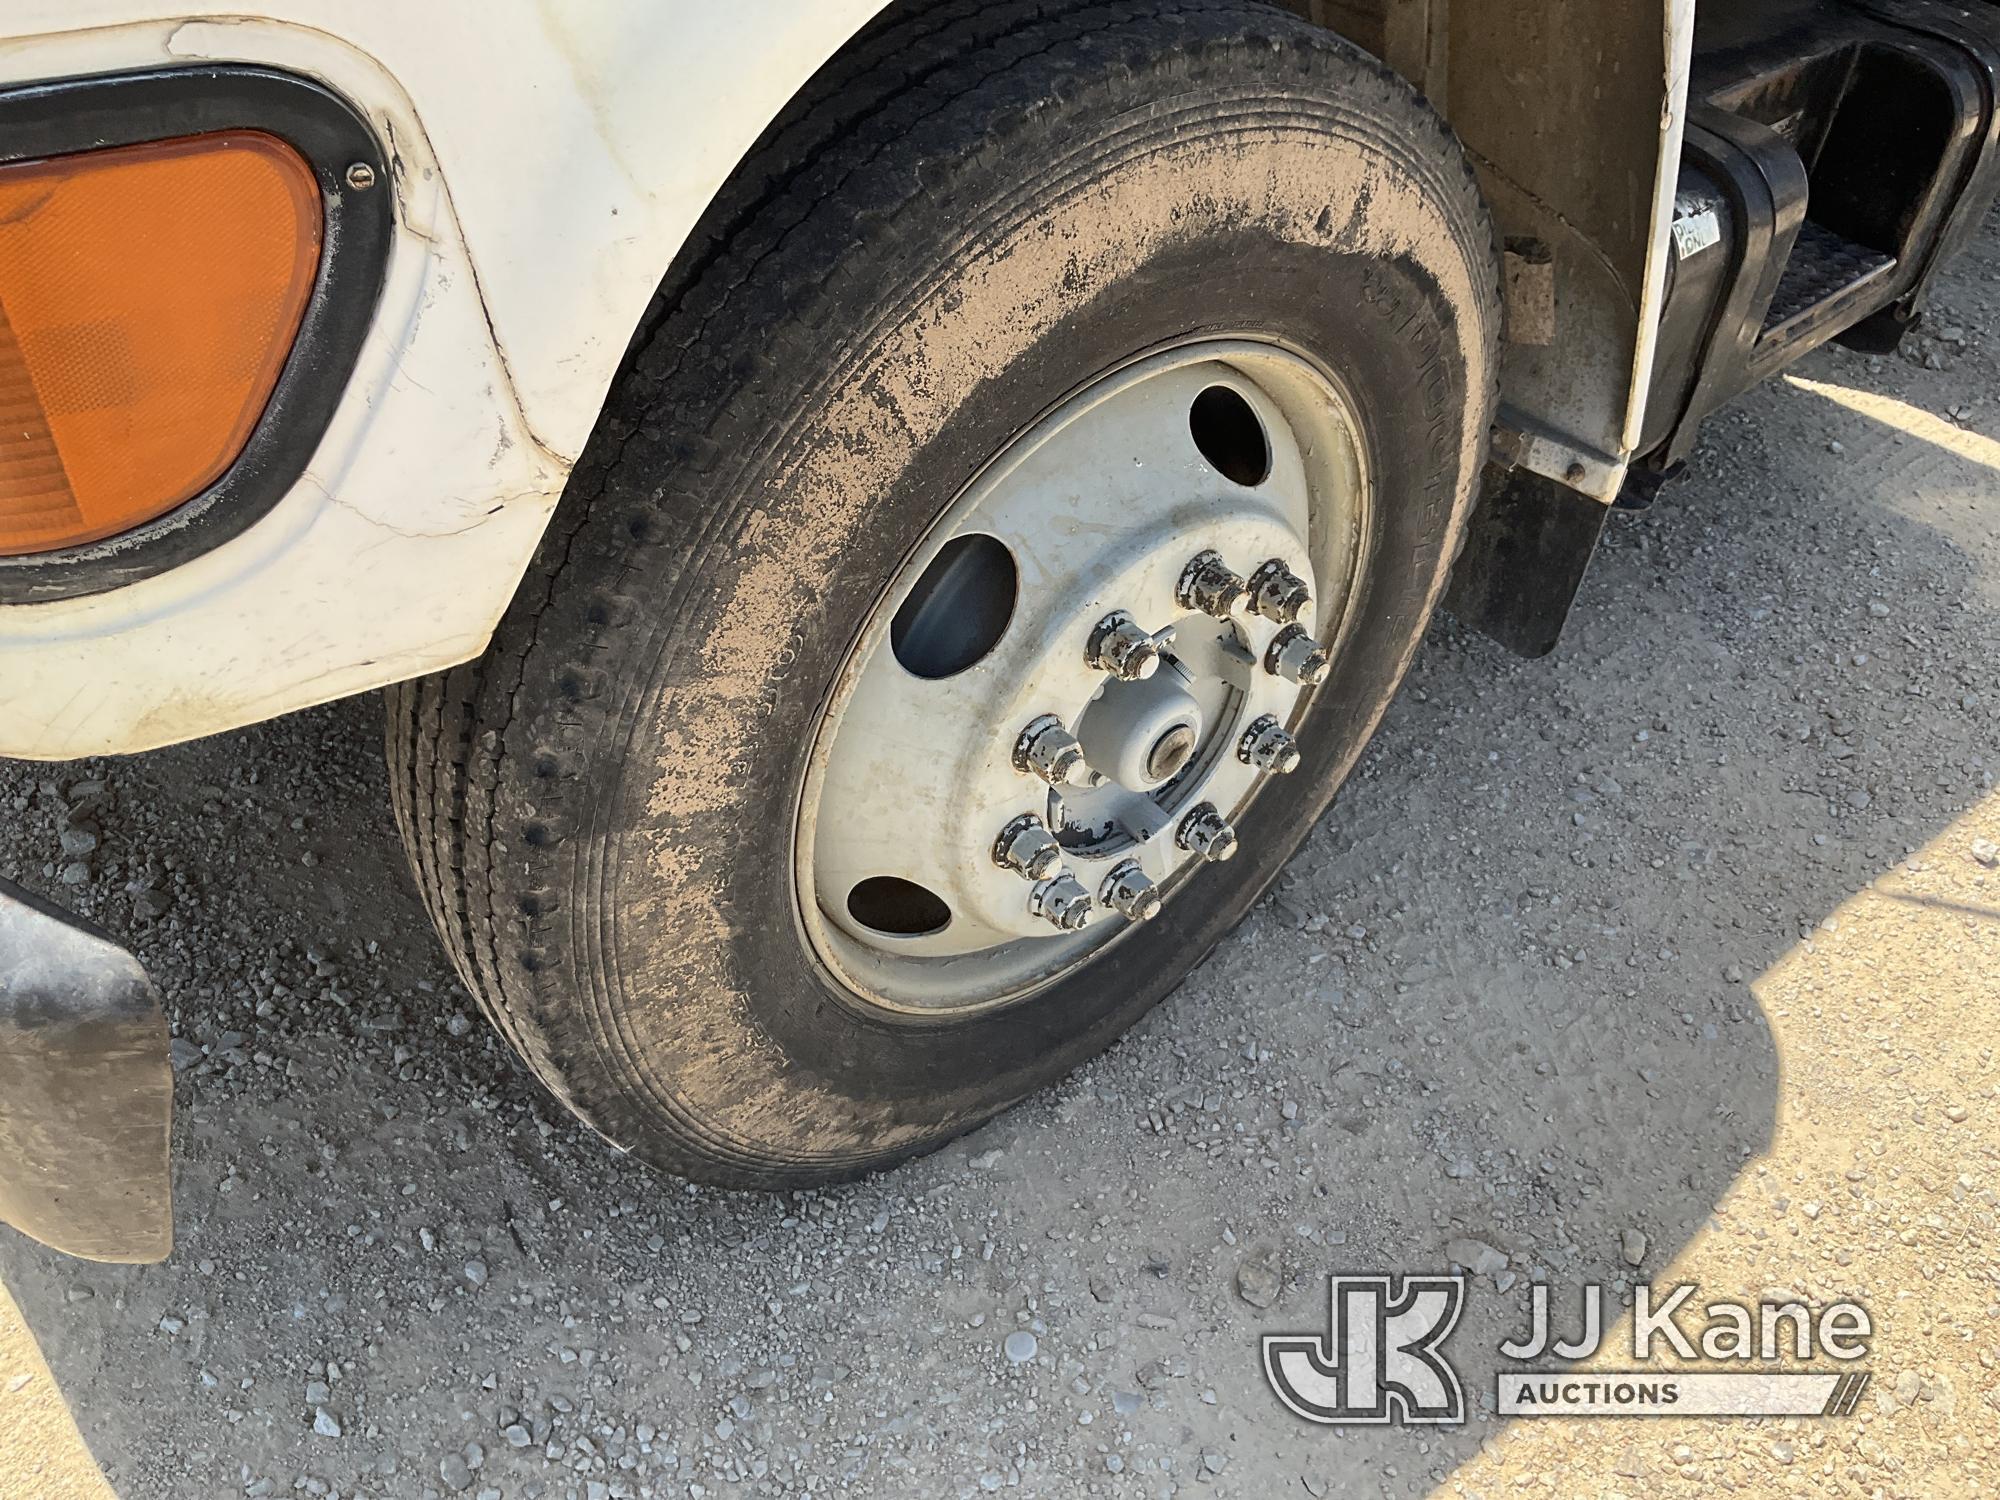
[0,131,321,558]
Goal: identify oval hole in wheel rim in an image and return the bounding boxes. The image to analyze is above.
[890,532,1017,679]
[845,877,953,937]
[1189,384,1271,486]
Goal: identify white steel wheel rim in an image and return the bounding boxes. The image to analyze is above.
[796,340,1372,1016]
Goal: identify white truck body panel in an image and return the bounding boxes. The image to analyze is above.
[0,3,887,758]
[0,1,1692,761]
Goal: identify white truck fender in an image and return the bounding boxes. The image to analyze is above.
[0,2,891,757]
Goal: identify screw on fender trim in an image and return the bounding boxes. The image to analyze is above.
[1087,612,1173,682]
[993,815,1063,881]
[1099,860,1162,922]
[344,162,378,191]
[1177,551,1248,619]
[1176,803,1238,862]
[1238,714,1301,774]
[1029,872,1094,931]
[1265,625,1330,687]
[1248,559,1311,625]
[1014,714,1099,788]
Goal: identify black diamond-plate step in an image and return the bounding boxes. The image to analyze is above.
[1762,221,1896,336]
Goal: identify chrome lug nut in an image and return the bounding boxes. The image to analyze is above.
[1248,559,1312,625]
[1015,714,1099,788]
[993,815,1063,881]
[1176,802,1238,862]
[1177,550,1248,619]
[1099,860,1162,923]
[1029,872,1094,931]
[1238,714,1301,774]
[1265,624,1330,687]
[1087,611,1170,682]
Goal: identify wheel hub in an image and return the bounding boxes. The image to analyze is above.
[1076,670,1204,793]
[798,341,1370,1013]
[1147,724,1198,783]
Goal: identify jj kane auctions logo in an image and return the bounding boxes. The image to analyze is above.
[1263,1274,1872,1424]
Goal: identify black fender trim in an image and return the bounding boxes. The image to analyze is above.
[0,65,393,606]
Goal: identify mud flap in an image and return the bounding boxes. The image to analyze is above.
[0,878,171,1262]
[1445,465,1611,658]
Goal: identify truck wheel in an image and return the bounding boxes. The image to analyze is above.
[387,0,1498,1185]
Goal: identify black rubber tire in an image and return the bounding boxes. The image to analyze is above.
[386,0,1499,1186]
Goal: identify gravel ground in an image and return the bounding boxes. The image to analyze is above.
[3,222,1998,1500]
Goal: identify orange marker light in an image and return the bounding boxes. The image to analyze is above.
[0,131,321,557]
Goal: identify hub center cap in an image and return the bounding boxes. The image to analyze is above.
[1147,724,1198,783]
[1076,669,1205,793]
